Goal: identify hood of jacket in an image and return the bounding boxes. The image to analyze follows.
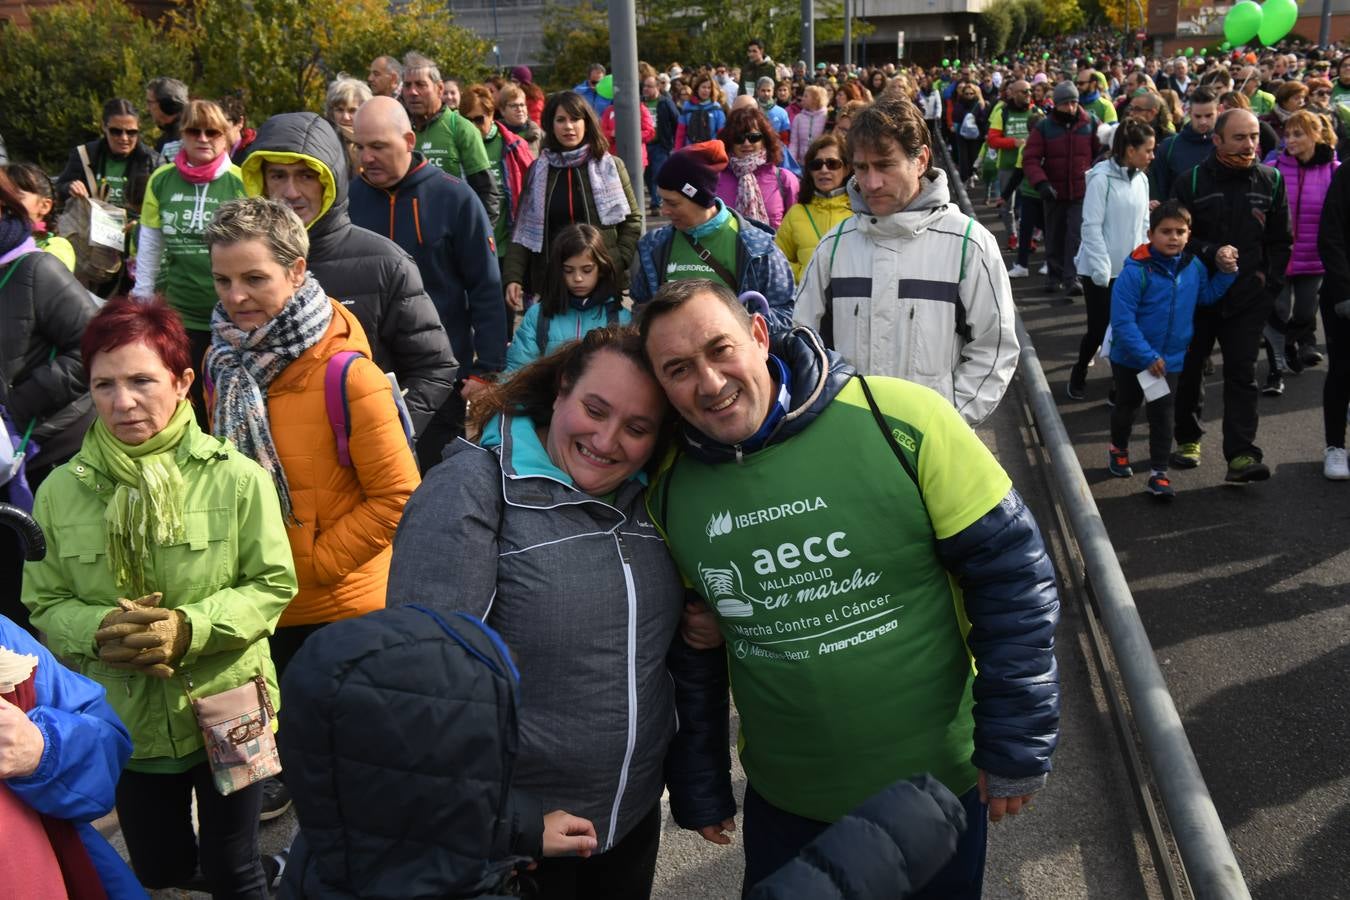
[278,605,529,898]
[1090,156,1142,184]
[1126,242,1190,275]
[681,326,855,464]
[849,166,952,240]
[239,113,345,239]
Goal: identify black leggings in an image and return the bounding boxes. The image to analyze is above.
[1074,278,1115,374]
[116,764,267,898]
[1321,294,1350,448]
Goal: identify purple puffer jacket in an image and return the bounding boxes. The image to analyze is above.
[1273,144,1339,276]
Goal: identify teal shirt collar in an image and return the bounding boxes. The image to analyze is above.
[686,200,731,239]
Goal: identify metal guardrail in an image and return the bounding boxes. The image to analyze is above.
[933,135,1252,900]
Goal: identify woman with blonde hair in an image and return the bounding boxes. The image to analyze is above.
[1262,109,1339,393]
[131,99,247,422]
[789,85,829,163]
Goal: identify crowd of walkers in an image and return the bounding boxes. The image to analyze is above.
[0,27,1346,900]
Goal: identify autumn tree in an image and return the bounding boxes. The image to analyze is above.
[172,0,491,122]
[1040,0,1086,36]
[0,0,189,166]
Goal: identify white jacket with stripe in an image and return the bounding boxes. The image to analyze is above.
[792,168,1019,425]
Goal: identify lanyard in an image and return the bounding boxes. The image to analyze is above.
[804,205,821,240]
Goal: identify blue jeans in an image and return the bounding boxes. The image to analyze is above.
[741,782,987,899]
[647,144,671,209]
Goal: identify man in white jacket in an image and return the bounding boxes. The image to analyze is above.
[793,96,1019,425]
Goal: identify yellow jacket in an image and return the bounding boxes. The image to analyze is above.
[775,191,854,282]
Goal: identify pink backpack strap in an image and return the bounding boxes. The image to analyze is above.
[325,351,365,467]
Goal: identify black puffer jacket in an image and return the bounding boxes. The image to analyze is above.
[748,775,966,899]
[0,248,97,469]
[240,113,456,433]
[278,604,541,900]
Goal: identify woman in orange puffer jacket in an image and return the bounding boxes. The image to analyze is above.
[203,197,421,677]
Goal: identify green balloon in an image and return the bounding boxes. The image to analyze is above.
[954,59,961,67]
[1042,52,1050,59]
[1185,47,1195,57]
[1200,47,1208,56]
[1257,0,1298,45]
[1221,41,1233,50]
[1223,0,1263,46]
[596,73,614,100]
[942,58,950,67]
[1087,56,1096,65]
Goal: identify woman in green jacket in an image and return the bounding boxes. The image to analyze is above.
[503,90,641,313]
[22,297,297,898]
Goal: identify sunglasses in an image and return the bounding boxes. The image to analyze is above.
[184,127,223,139]
[738,132,765,144]
[808,157,844,171]
[1313,90,1332,97]
[107,127,139,138]
[470,115,488,124]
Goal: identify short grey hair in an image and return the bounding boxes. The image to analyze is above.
[327,77,373,113]
[403,51,442,84]
[206,198,309,268]
[373,55,403,79]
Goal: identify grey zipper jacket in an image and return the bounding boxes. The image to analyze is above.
[386,413,684,850]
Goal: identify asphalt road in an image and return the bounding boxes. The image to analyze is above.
[976,197,1350,900]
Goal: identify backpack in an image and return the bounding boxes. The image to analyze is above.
[325,351,415,467]
[56,193,124,287]
[686,106,715,144]
[534,304,621,356]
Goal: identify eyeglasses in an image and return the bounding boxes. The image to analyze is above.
[1313,90,1332,97]
[184,127,223,139]
[470,115,488,124]
[738,132,765,144]
[808,157,844,171]
[107,127,139,138]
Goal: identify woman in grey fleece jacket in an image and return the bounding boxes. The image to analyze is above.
[387,327,695,899]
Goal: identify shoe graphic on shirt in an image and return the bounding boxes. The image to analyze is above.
[698,560,756,618]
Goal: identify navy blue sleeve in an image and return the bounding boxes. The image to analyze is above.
[935,489,1060,780]
[448,187,508,376]
[663,628,736,830]
[746,775,966,900]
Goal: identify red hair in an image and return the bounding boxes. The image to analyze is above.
[81,296,193,376]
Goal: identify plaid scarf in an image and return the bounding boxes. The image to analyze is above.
[205,272,331,523]
[729,151,769,224]
[512,145,631,253]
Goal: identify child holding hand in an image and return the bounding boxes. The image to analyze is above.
[1108,200,1239,498]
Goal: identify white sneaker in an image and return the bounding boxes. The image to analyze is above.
[1324,446,1350,480]
[1038,262,1049,275]
[1007,264,1029,278]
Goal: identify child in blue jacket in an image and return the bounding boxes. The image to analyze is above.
[1108,201,1238,498]
[505,223,631,374]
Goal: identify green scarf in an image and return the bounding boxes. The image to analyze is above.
[86,400,195,597]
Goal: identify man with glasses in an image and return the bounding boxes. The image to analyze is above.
[1076,68,1117,125]
[985,80,1035,252]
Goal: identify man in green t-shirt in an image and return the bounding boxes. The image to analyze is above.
[985,80,1034,242]
[401,52,501,225]
[641,279,1059,899]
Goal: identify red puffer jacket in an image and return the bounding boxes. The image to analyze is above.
[1023,107,1101,202]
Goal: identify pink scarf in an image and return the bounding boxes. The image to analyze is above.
[174,149,232,184]
[730,151,769,223]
